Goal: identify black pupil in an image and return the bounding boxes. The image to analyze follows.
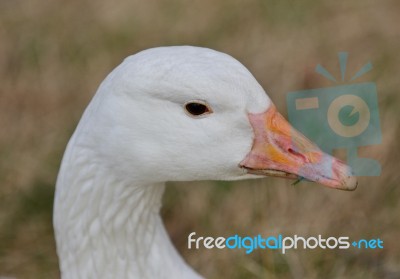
[186,103,208,116]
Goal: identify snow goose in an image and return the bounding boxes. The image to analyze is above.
[54,46,357,279]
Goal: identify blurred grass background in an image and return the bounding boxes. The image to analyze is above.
[1,0,399,278]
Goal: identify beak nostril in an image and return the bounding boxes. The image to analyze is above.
[288,148,307,163]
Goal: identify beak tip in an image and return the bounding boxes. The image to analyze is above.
[341,175,358,191]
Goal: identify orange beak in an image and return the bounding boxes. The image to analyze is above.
[240,105,358,190]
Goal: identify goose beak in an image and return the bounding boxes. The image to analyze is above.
[240,105,357,191]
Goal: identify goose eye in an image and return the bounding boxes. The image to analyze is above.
[184,101,212,117]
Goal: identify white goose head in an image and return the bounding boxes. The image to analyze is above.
[54,46,357,279]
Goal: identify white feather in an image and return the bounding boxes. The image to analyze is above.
[54,46,272,278]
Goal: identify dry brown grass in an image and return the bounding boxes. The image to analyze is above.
[1,0,399,278]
